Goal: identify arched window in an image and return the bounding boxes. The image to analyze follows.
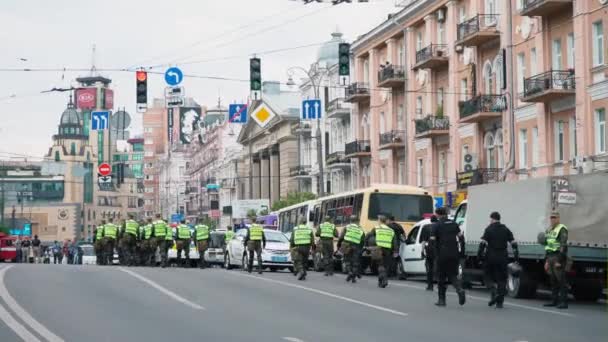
[54,151,60,161]
[496,130,504,168]
[483,61,494,94]
[494,56,503,93]
[484,132,496,168]
[363,59,370,84]
[86,152,91,161]
[379,111,386,134]
[70,142,76,155]
[361,114,370,141]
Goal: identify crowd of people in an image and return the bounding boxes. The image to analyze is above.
[13,236,85,265]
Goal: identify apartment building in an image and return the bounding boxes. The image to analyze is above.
[349,0,608,204]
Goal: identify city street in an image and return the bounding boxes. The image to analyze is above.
[0,264,605,342]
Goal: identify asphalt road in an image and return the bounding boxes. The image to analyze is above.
[0,264,606,342]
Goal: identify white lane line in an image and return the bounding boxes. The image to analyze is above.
[0,265,64,342]
[385,281,574,317]
[283,337,306,342]
[226,272,408,317]
[118,267,205,311]
[0,266,43,342]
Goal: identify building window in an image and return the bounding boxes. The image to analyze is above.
[458,6,466,23]
[70,142,76,155]
[144,127,153,133]
[437,88,444,108]
[417,158,424,187]
[438,151,446,184]
[532,127,539,166]
[596,108,606,154]
[552,39,562,70]
[496,131,504,168]
[460,78,468,101]
[462,144,470,170]
[145,175,154,181]
[363,59,370,84]
[519,129,528,169]
[145,138,153,145]
[416,31,423,50]
[494,56,503,93]
[569,117,577,158]
[381,165,387,183]
[530,48,537,75]
[485,132,496,168]
[397,104,405,130]
[592,21,604,67]
[398,41,405,65]
[485,0,496,14]
[483,61,493,94]
[379,111,386,133]
[398,161,405,184]
[145,151,154,157]
[567,32,575,69]
[437,22,445,45]
[54,151,60,161]
[517,53,525,94]
[416,96,423,118]
[555,121,565,162]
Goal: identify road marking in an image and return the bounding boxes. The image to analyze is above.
[0,266,43,342]
[226,272,408,317]
[385,281,574,317]
[118,267,205,311]
[283,337,306,342]
[0,265,64,342]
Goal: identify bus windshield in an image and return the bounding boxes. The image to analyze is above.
[368,193,433,222]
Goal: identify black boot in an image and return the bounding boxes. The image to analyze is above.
[544,290,559,307]
[496,300,504,309]
[458,290,466,306]
[346,274,353,282]
[488,288,497,307]
[426,285,433,291]
[557,288,568,309]
[298,271,305,281]
[435,295,446,307]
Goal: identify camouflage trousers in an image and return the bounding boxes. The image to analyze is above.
[546,253,568,304]
[319,239,334,274]
[151,238,168,267]
[120,234,137,266]
[247,241,263,272]
[342,242,361,277]
[176,239,191,266]
[104,238,116,265]
[140,239,154,266]
[371,247,392,283]
[293,245,311,276]
[196,240,208,268]
[94,239,106,265]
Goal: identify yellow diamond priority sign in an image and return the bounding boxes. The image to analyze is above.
[250,103,276,128]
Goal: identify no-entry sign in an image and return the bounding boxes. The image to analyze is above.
[98,163,111,176]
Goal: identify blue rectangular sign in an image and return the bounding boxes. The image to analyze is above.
[91,111,110,130]
[302,99,322,120]
[228,104,248,124]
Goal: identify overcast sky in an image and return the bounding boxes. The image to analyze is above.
[0,0,397,160]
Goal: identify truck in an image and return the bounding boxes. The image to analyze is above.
[454,172,607,302]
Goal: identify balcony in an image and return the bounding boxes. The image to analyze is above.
[520,70,575,103]
[326,98,350,119]
[290,165,312,179]
[345,83,370,103]
[414,115,450,138]
[456,14,500,47]
[345,140,371,158]
[458,95,506,124]
[413,44,448,71]
[377,65,406,88]
[379,130,406,150]
[456,168,502,189]
[292,122,312,136]
[520,0,572,17]
[326,151,351,170]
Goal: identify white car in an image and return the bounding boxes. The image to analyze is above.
[224,229,293,272]
[80,244,96,265]
[399,218,433,276]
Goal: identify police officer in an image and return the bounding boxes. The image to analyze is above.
[224,225,235,250]
[366,215,398,288]
[93,220,106,265]
[165,223,175,267]
[316,216,337,276]
[194,219,210,269]
[430,207,466,307]
[477,211,519,309]
[152,214,169,268]
[141,218,154,266]
[337,215,365,283]
[244,219,266,274]
[420,215,438,291]
[103,217,119,266]
[543,211,569,309]
[290,217,314,281]
[121,214,139,266]
[176,219,192,267]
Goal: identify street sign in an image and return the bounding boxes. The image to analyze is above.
[165,86,184,97]
[557,192,577,205]
[302,99,322,120]
[164,67,184,86]
[98,163,111,176]
[166,97,184,108]
[434,196,444,209]
[250,103,276,128]
[98,175,112,184]
[91,111,110,130]
[228,104,248,124]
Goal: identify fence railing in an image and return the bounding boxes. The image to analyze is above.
[327,151,350,165]
[414,115,450,135]
[378,65,406,83]
[456,168,502,189]
[379,130,406,145]
[457,14,499,41]
[459,95,506,118]
[289,165,311,177]
[522,70,575,98]
[345,140,371,155]
[346,83,370,98]
[415,44,448,64]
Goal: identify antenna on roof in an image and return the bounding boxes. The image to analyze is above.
[90,44,98,76]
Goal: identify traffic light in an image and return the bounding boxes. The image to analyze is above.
[339,43,350,76]
[250,58,261,91]
[136,71,147,105]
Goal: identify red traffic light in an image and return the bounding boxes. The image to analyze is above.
[136,71,147,82]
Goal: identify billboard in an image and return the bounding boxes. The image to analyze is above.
[103,89,114,110]
[179,107,201,144]
[232,199,270,219]
[168,108,174,144]
[76,88,97,110]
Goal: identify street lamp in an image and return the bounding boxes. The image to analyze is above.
[286,62,328,197]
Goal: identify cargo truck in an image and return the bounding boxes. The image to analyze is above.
[454,172,607,301]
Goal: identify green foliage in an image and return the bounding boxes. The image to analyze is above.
[258,208,269,216]
[246,209,257,219]
[435,104,444,117]
[0,225,9,235]
[271,192,317,211]
[199,216,217,230]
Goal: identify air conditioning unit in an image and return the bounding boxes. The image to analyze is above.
[437,8,446,23]
[463,153,478,172]
[455,45,464,54]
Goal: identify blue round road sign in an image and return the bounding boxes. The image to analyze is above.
[164,67,184,86]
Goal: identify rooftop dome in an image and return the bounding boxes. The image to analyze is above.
[316,31,343,65]
[60,99,81,126]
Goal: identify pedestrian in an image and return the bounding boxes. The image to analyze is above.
[52,240,62,264]
[43,247,51,264]
[15,238,22,264]
[430,207,466,307]
[420,215,438,291]
[366,215,398,288]
[477,211,519,309]
[70,239,79,265]
[121,214,139,266]
[243,218,266,274]
[316,215,337,276]
[93,222,106,265]
[194,219,210,269]
[337,215,365,283]
[176,219,192,268]
[290,217,314,281]
[152,214,169,268]
[103,217,119,265]
[32,235,41,264]
[21,238,31,263]
[542,211,569,309]
[386,215,406,278]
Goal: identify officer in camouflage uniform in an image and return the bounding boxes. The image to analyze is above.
[194,219,210,269]
[366,215,398,288]
[140,218,154,266]
[543,211,569,309]
[244,220,266,274]
[121,214,139,266]
[175,219,192,268]
[316,216,337,276]
[152,214,169,268]
[165,224,174,267]
[290,217,315,281]
[93,220,106,265]
[103,217,119,266]
[338,215,365,283]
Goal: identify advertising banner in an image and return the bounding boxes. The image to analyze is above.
[232,199,270,219]
[179,107,201,144]
[104,89,114,110]
[76,88,97,110]
[168,108,174,144]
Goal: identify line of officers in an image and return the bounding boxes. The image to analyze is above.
[92,213,235,269]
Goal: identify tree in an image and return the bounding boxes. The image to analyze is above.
[271,192,317,211]
[246,209,257,220]
[198,216,217,230]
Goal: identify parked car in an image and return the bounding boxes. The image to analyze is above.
[80,244,96,265]
[204,231,227,266]
[398,218,433,277]
[224,228,293,272]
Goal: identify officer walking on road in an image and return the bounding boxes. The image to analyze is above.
[244,219,266,274]
[121,214,139,266]
[337,215,365,283]
[152,214,169,268]
[430,207,466,307]
[175,220,192,267]
[165,223,174,267]
[420,215,438,291]
[316,216,337,276]
[103,217,119,266]
[224,225,235,251]
[543,211,569,309]
[93,220,106,265]
[194,219,210,269]
[290,217,314,281]
[477,211,519,309]
[366,215,398,288]
[141,218,154,266]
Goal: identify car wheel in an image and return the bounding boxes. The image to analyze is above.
[269,267,278,272]
[312,251,322,272]
[572,279,602,302]
[241,253,248,271]
[507,268,537,299]
[224,253,233,270]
